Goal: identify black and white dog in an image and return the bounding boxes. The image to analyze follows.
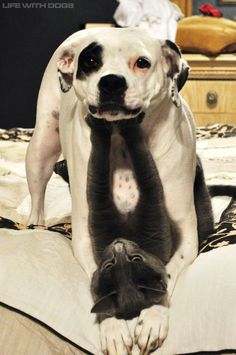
[26,27,212,354]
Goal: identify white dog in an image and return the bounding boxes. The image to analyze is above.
[26,27,197,354]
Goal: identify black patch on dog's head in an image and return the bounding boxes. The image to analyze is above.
[165,40,181,57]
[177,66,189,92]
[77,42,103,80]
[58,70,74,93]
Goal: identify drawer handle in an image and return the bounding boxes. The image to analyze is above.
[207,91,218,105]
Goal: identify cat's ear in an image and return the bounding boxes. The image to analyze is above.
[91,291,117,316]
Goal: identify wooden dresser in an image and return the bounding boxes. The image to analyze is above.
[170,0,192,17]
[181,54,236,126]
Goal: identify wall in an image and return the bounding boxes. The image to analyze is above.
[1,0,117,128]
[1,0,236,128]
[192,0,236,20]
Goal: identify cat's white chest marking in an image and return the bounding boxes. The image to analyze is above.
[113,168,139,213]
[110,134,140,214]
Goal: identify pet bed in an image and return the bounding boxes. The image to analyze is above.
[0,124,236,355]
[176,16,236,55]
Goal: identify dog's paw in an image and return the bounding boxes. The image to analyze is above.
[134,305,168,354]
[100,317,133,355]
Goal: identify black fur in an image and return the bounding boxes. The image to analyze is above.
[53,118,220,319]
[54,159,69,183]
[91,245,167,320]
[194,156,214,246]
[85,115,179,319]
[208,185,236,198]
[164,40,189,91]
[165,40,181,57]
[86,116,179,263]
[76,42,103,80]
[177,66,189,92]
[58,69,73,93]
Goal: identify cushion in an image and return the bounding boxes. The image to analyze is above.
[0,126,236,354]
[1,213,236,355]
[176,16,236,55]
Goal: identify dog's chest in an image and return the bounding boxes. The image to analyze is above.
[110,134,140,214]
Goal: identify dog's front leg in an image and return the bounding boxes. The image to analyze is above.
[134,302,169,354]
[99,317,133,355]
[73,210,133,355]
[134,207,198,354]
[166,206,198,296]
[69,137,133,355]
[71,183,133,355]
[70,163,97,278]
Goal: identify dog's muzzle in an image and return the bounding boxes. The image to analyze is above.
[89,74,142,119]
[99,74,127,95]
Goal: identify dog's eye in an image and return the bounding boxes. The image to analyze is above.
[130,255,143,263]
[84,57,99,68]
[135,57,151,69]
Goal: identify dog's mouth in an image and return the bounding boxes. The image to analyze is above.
[89,103,142,120]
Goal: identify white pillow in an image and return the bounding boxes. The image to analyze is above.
[1,227,236,354]
[157,244,236,354]
[0,229,99,354]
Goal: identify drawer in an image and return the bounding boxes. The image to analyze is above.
[181,80,236,113]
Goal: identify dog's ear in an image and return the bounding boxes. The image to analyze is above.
[57,48,75,93]
[161,40,189,106]
[177,59,189,92]
[91,291,117,316]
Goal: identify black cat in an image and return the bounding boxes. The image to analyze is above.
[84,115,180,320]
[54,116,217,320]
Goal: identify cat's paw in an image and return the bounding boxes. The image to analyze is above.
[134,305,168,354]
[85,114,112,132]
[116,112,144,131]
[100,317,133,355]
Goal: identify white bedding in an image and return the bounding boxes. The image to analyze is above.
[0,126,236,354]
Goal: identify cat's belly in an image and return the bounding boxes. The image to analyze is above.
[112,168,139,214]
[110,134,140,214]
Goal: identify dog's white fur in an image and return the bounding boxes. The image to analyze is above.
[26,27,198,354]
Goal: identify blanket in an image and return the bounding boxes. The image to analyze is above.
[0,124,236,354]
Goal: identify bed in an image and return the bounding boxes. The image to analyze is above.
[0,124,236,355]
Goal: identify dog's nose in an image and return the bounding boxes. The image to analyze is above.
[98,74,127,95]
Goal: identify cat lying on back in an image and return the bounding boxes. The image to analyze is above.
[85,115,179,319]
[55,115,217,320]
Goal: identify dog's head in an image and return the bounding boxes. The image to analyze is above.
[57,28,188,121]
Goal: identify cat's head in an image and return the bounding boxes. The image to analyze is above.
[91,238,167,320]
